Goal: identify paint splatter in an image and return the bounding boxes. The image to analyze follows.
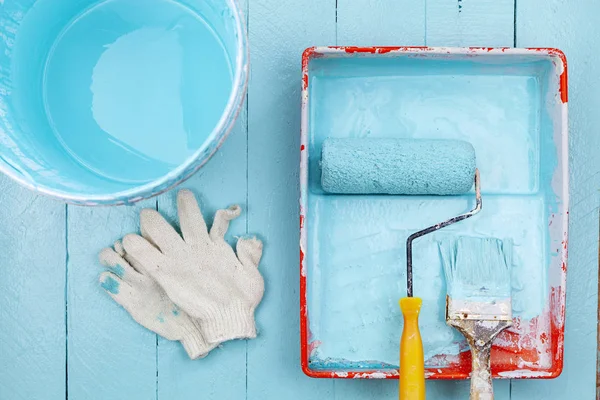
[157,314,165,323]
[342,46,426,54]
[101,276,120,294]
[549,49,568,103]
[113,264,125,278]
[308,339,322,354]
[302,47,318,90]
[172,308,180,316]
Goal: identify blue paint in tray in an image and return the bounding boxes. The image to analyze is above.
[304,51,567,373]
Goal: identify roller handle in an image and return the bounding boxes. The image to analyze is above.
[469,344,494,400]
[399,297,425,400]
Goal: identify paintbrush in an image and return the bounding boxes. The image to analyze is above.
[439,236,512,400]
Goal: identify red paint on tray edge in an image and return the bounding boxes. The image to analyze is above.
[342,46,428,54]
[468,47,498,52]
[300,244,309,375]
[302,47,324,90]
[301,47,314,90]
[528,48,568,103]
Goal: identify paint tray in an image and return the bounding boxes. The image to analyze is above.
[299,47,568,379]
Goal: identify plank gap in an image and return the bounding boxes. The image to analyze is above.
[597,211,600,400]
[513,0,517,46]
[335,0,338,44]
[64,204,69,400]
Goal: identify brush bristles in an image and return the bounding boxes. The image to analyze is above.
[439,236,512,304]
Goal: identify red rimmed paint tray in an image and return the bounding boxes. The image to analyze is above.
[299,47,568,379]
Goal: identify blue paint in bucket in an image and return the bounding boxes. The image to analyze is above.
[0,0,247,204]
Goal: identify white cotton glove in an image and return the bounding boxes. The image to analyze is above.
[122,189,265,344]
[98,240,217,359]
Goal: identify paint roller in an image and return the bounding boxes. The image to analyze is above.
[320,137,482,400]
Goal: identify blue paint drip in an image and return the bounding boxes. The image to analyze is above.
[172,308,180,316]
[157,314,165,323]
[101,276,120,295]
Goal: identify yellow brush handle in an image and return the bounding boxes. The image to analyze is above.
[399,297,425,400]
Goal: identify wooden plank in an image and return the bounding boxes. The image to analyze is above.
[155,76,248,400]
[333,0,424,398]
[67,199,157,399]
[512,1,600,399]
[0,178,66,400]
[426,0,515,47]
[246,0,336,398]
[337,0,425,45]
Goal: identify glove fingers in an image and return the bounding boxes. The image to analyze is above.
[114,240,126,257]
[140,208,186,255]
[122,251,148,275]
[114,239,147,274]
[99,271,177,341]
[210,205,241,241]
[177,189,210,245]
[98,247,139,280]
[122,234,164,277]
[236,237,263,269]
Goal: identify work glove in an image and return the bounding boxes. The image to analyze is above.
[98,240,216,359]
[122,189,264,344]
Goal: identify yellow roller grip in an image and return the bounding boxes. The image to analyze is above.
[399,297,425,400]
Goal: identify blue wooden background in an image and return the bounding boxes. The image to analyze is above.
[0,0,598,399]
